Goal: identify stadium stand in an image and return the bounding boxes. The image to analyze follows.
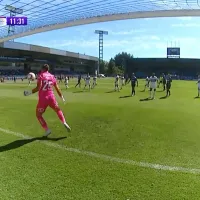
[0,41,98,78]
[127,58,200,80]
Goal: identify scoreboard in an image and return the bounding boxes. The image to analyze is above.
[167,47,180,58]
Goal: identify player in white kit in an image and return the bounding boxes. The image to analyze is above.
[148,73,158,99]
[120,75,125,90]
[92,76,97,89]
[115,75,120,91]
[84,74,91,90]
[144,76,149,91]
[197,75,200,97]
[65,76,69,89]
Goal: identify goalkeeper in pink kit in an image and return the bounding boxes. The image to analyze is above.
[24,64,71,136]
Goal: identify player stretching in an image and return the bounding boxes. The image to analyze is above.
[24,64,71,136]
[166,74,172,97]
[149,73,158,100]
[114,74,120,91]
[128,73,138,96]
[196,75,200,97]
[75,74,81,88]
[65,76,69,89]
[92,76,97,89]
[84,74,91,90]
[144,76,149,91]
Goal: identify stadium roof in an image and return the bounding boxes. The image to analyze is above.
[0,0,200,42]
[0,41,98,61]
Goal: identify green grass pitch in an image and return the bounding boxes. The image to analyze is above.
[0,78,200,200]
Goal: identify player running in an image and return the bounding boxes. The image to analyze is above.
[65,76,69,89]
[196,75,200,97]
[24,64,71,136]
[148,73,158,100]
[128,73,138,96]
[144,76,149,91]
[114,74,120,91]
[166,74,172,97]
[92,75,97,89]
[84,73,91,90]
[75,74,82,88]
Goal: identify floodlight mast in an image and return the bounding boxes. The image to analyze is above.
[95,30,108,75]
[5,5,23,41]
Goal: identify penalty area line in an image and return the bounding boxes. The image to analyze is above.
[0,127,200,174]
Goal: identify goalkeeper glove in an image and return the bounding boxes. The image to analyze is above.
[24,90,32,96]
[61,95,66,104]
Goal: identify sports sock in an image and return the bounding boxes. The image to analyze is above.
[153,91,155,98]
[37,115,48,131]
[57,110,66,124]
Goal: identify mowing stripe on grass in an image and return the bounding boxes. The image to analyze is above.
[0,127,200,174]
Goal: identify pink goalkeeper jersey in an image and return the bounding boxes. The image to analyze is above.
[37,71,56,98]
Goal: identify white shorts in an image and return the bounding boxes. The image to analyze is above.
[198,85,200,90]
[150,84,157,89]
[85,81,90,85]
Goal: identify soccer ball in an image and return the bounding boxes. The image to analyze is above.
[27,72,36,81]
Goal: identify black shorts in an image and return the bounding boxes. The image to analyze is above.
[131,83,136,87]
[166,84,171,89]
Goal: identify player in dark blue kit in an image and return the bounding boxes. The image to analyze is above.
[75,74,82,88]
[162,73,166,91]
[128,73,138,96]
[166,74,172,97]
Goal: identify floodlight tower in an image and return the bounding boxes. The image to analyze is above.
[5,5,23,40]
[95,30,108,75]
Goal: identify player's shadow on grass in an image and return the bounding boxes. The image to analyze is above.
[73,91,84,93]
[105,90,116,93]
[119,95,132,98]
[194,96,200,99]
[157,90,165,92]
[140,98,152,101]
[0,136,66,153]
[160,96,168,99]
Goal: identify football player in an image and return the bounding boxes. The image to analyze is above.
[148,73,158,99]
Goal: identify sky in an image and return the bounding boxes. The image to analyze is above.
[16,16,200,61]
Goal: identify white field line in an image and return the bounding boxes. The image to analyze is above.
[0,127,200,174]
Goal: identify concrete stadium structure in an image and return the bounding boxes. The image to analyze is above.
[0,41,98,75]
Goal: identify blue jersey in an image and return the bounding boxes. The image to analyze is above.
[131,76,137,84]
[166,76,172,85]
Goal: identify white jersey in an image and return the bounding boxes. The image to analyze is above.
[65,77,68,84]
[198,79,200,88]
[85,76,90,84]
[115,75,119,84]
[121,76,124,83]
[93,76,97,82]
[149,76,158,88]
[145,77,149,85]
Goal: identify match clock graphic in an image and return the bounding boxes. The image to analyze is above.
[0,16,27,26]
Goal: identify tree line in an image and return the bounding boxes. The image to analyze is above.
[99,52,134,75]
